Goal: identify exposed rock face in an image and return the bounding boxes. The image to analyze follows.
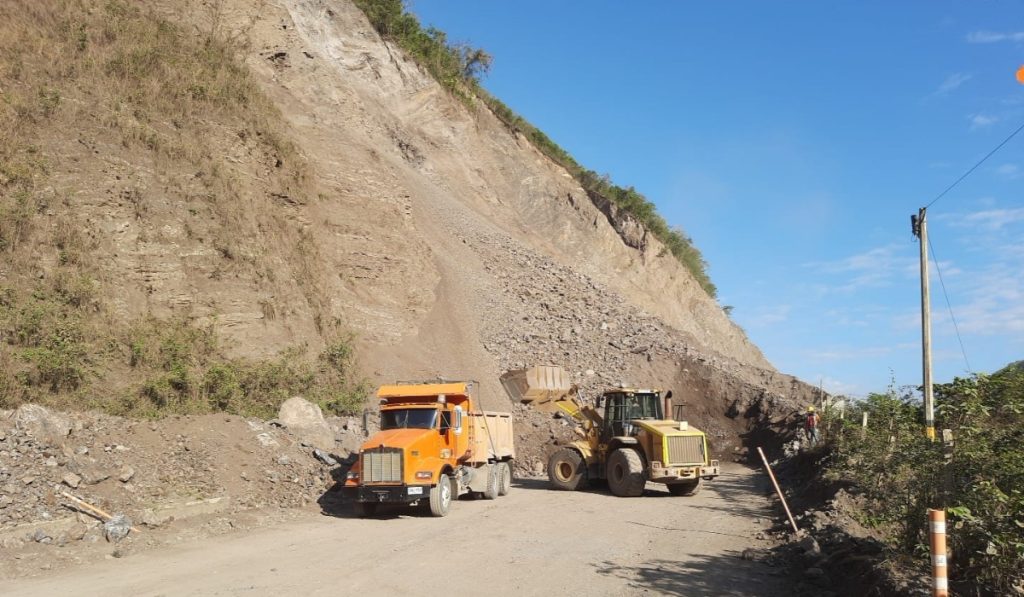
[586,189,648,252]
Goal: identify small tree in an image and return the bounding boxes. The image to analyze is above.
[458,46,492,80]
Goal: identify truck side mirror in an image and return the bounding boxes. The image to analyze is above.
[453,406,463,436]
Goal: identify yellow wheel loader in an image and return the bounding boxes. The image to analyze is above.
[501,366,720,497]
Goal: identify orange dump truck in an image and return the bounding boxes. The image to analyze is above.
[343,381,515,517]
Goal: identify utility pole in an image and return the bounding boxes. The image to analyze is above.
[911,207,936,441]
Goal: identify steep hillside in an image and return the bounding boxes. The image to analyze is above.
[0,0,364,417]
[1,0,819,450]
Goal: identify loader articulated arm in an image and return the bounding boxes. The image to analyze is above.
[551,395,603,434]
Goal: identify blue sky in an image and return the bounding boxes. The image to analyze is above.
[410,1,1024,397]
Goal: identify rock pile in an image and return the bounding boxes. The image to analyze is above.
[0,400,371,539]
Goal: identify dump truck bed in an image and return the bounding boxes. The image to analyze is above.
[466,411,515,463]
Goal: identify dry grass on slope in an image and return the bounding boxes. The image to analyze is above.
[0,0,366,418]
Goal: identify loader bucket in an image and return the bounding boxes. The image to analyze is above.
[500,366,574,412]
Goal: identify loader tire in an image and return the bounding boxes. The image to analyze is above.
[548,448,588,491]
[429,474,453,517]
[607,448,646,497]
[352,501,378,517]
[497,462,512,496]
[482,465,499,500]
[667,478,702,496]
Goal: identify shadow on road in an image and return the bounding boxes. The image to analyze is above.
[594,554,787,597]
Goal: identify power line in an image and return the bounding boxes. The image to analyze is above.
[927,236,972,375]
[925,120,1024,209]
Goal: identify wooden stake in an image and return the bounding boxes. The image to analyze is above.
[756,447,799,534]
[61,491,113,521]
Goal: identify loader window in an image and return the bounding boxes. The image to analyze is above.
[380,408,438,430]
[604,393,661,437]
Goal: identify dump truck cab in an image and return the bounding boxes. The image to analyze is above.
[343,381,515,517]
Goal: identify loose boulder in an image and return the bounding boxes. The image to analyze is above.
[13,404,72,445]
[277,397,335,450]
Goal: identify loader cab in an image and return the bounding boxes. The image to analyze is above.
[601,390,663,439]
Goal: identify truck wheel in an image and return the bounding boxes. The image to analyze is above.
[482,465,499,500]
[607,448,646,497]
[667,478,702,496]
[548,448,588,491]
[353,501,378,517]
[429,474,453,517]
[497,462,512,496]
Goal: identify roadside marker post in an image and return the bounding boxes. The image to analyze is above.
[929,509,949,597]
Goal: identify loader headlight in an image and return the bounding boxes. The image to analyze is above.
[346,471,359,480]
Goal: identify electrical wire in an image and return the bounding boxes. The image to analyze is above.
[927,236,973,375]
[925,120,1024,209]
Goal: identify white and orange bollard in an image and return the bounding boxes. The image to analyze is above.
[929,509,949,597]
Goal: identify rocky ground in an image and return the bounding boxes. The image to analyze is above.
[0,400,355,570]
[0,394,583,576]
[748,448,933,597]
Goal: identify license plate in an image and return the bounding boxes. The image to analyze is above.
[408,486,423,496]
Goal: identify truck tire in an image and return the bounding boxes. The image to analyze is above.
[429,474,453,517]
[482,465,499,500]
[667,478,702,496]
[548,448,588,491]
[497,462,512,496]
[353,501,378,517]
[607,448,646,497]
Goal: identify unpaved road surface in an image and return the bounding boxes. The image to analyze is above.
[7,465,788,596]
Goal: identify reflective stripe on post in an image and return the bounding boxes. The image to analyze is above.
[929,509,948,597]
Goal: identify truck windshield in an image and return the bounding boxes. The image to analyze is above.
[380,408,438,430]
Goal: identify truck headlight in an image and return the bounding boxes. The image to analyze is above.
[415,471,432,480]
[346,471,359,480]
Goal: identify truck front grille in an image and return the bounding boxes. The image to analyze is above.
[364,448,403,483]
[667,436,705,465]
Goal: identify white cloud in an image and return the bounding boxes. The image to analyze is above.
[951,207,1024,230]
[805,245,917,293]
[966,30,1024,43]
[996,163,1021,179]
[969,113,998,130]
[745,304,791,327]
[817,376,864,397]
[950,263,1024,335]
[813,346,896,360]
[935,72,972,95]
[894,252,1024,340]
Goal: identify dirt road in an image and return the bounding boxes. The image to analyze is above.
[6,465,788,597]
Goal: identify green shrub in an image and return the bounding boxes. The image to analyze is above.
[826,368,1024,594]
[124,319,367,419]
